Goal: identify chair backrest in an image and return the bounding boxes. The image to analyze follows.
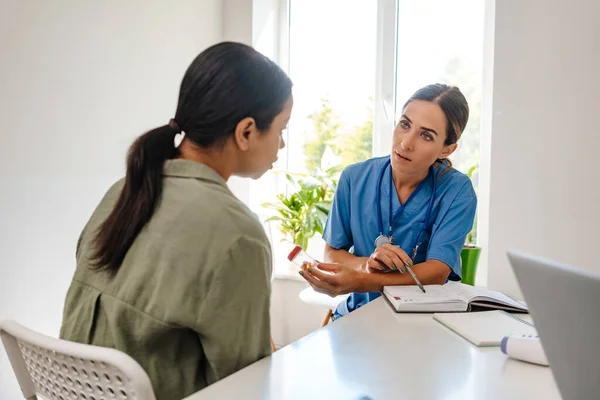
[0,320,156,400]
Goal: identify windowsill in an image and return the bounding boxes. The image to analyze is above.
[274,270,305,282]
[269,237,326,282]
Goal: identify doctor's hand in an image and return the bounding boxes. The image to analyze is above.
[299,262,379,296]
[367,244,412,272]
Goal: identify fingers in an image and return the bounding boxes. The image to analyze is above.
[366,257,387,271]
[314,262,341,273]
[308,264,338,285]
[370,249,403,271]
[381,244,412,268]
[371,251,394,269]
[365,260,392,273]
[366,264,385,274]
[299,268,339,297]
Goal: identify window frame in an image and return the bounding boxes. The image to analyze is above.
[275,0,395,159]
[267,0,491,284]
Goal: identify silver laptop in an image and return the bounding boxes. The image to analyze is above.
[507,250,600,400]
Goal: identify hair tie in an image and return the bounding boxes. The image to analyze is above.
[169,118,181,133]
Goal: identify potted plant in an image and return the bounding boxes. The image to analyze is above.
[261,172,335,251]
[261,149,340,252]
[460,163,481,286]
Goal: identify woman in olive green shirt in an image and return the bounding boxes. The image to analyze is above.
[60,42,293,400]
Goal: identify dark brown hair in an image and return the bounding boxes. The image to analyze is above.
[91,42,292,273]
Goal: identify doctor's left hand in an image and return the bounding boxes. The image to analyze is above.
[300,262,376,297]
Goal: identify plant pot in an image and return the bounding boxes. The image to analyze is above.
[460,246,481,286]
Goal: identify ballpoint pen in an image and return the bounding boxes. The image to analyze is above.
[392,247,426,293]
[406,246,426,293]
[391,261,425,293]
[404,263,426,293]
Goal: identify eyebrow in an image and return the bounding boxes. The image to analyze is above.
[401,114,438,136]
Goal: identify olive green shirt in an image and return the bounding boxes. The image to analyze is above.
[60,159,272,400]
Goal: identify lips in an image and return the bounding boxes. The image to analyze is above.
[395,151,412,162]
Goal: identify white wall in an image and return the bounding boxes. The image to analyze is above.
[224,0,286,206]
[474,0,496,288]
[485,0,600,298]
[223,0,254,204]
[0,0,222,396]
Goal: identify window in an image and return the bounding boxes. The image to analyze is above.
[394,0,484,179]
[286,0,377,176]
[251,0,485,275]
[391,0,485,247]
[250,0,378,274]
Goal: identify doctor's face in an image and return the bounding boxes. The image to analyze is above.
[391,100,457,174]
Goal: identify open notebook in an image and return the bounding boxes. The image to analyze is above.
[382,281,527,313]
[433,310,538,346]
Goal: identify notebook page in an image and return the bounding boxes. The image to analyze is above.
[444,282,526,310]
[383,285,455,304]
[382,285,467,312]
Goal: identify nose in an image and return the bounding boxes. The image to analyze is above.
[401,132,416,151]
[279,134,286,150]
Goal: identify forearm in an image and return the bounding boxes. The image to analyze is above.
[324,245,368,269]
[359,260,452,292]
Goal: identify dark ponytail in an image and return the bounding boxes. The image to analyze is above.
[91,123,180,272]
[90,42,292,273]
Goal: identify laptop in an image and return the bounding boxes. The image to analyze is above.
[507,250,600,400]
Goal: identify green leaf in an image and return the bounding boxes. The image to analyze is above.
[285,173,297,186]
[264,216,284,223]
[466,164,479,179]
[261,154,340,251]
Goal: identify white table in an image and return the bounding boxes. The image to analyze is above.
[185,298,562,400]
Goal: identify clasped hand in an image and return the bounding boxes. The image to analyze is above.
[299,244,411,296]
[366,243,412,273]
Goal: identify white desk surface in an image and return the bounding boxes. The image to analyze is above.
[185,298,562,400]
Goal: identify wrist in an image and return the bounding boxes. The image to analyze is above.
[355,257,369,271]
[355,267,383,293]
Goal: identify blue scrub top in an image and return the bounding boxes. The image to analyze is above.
[323,156,477,318]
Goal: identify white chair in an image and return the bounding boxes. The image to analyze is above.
[1,320,156,400]
[299,288,350,327]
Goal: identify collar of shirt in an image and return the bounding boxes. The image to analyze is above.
[381,161,441,221]
[163,159,228,188]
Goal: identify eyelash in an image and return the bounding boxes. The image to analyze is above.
[400,120,434,141]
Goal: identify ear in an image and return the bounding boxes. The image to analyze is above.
[439,143,458,159]
[233,117,258,151]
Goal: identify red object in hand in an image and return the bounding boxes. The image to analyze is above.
[287,245,317,268]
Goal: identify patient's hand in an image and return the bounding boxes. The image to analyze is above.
[299,262,381,295]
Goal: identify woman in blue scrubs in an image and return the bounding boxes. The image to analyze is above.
[300,83,477,318]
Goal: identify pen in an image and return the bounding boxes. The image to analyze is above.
[404,264,426,293]
[392,261,426,293]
